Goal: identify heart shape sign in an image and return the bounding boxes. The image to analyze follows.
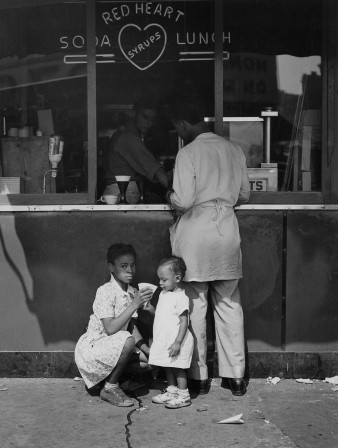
[118,23,167,71]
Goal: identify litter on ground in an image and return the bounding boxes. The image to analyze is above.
[296,378,313,384]
[217,413,244,424]
[266,376,281,385]
[324,376,338,385]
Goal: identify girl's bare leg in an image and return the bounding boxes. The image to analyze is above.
[106,337,135,384]
[173,368,188,390]
[125,351,152,374]
[164,367,177,387]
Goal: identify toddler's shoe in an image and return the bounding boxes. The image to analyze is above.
[165,392,191,409]
[152,386,178,404]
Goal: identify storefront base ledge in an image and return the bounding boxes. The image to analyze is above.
[0,351,337,379]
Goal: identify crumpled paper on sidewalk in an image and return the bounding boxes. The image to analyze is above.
[324,375,338,385]
[217,413,244,424]
[266,376,281,385]
[296,378,313,384]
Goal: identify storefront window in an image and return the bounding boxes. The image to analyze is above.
[222,0,322,193]
[0,0,325,205]
[95,0,214,203]
[0,1,88,198]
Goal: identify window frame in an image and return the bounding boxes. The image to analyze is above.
[214,0,328,204]
[0,0,331,206]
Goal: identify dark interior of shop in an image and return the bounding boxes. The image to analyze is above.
[0,0,322,198]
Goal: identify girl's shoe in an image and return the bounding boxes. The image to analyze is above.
[152,386,178,404]
[100,386,134,407]
[165,394,191,409]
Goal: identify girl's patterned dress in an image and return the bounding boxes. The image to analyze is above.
[75,275,137,388]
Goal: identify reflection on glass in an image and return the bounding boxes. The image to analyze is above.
[223,0,322,192]
[0,2,88,195]
[96,1,215,202]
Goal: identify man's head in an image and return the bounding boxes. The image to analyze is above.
[168,98,206,142]
[134,95,158,135]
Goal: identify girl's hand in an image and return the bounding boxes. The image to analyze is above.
[168,341,181,357]
[141,344,150,358]
[134,288,153,309]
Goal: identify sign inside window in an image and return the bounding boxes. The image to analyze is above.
[247,168,278,192]
[249,179,267,191]
[59,1,226,69]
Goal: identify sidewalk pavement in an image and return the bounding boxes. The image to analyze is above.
[0,377,337,448]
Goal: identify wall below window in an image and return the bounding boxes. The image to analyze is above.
[0,209,337,377]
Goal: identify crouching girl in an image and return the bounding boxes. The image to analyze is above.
[75,243,152,407]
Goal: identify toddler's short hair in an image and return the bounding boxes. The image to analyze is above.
[107,243,136,264]
[159,256,187,279]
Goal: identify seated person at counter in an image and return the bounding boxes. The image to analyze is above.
[103,96,169,204]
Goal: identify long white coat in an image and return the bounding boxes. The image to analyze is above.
[170,132,250,282]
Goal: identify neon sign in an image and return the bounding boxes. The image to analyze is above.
[60,1,229,69]
[118,23,167,70]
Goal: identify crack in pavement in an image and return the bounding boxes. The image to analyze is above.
[124,391,144,448]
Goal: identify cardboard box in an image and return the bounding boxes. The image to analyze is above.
[247,167,278,191]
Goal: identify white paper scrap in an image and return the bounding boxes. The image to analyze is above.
[266,376,281,385]
[217,413,244,424]
[325,376,338,385]
[296,378,313,384]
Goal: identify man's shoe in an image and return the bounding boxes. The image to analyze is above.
[221,377,231,390]
[188,379,210,395]
[223,378,246,396]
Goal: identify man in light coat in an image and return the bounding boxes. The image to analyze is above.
[167,99,250,396]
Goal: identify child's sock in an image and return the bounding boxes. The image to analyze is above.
[105,382,118,391]
[177,388,190,398]
[167,385,178,393]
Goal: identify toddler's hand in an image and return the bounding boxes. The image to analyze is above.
[168,342,181,357]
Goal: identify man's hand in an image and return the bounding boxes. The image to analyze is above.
[154,167,169,189]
